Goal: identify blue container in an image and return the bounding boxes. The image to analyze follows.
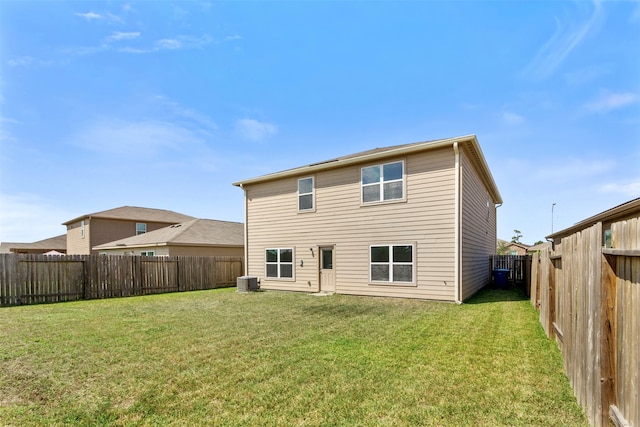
[493,269,509,289]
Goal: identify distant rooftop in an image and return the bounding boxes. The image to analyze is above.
[63,206,195,226]
[93,219,244,250]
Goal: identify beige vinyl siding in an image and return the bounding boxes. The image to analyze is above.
[459,146,497,300]
[87,218,179,255]
[245,147,457,301]
[66,220,91,255]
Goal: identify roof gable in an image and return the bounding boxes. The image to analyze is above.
[233,134,502,204]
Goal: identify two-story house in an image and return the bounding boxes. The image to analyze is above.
[63,206,195,255]
[233,135,502,302]
[92,218,244,257]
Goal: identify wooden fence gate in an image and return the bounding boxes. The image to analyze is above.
[490,255,532,287]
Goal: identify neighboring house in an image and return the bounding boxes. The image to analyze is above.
[497,239,530,255]
[547,197,640,249]
[0,234,67,254]
[233,134,502,302]
[93,219,244,257]
[526,241,551,254]
[63,206,195,255]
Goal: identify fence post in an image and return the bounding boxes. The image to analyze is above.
[601,252,618,426]
[548,253,556,339]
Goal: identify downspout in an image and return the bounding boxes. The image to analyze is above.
[239,184,249,276]
[453,142,462,304]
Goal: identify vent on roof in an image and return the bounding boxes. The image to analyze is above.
[170,224,182,228]
[308,159,339,167]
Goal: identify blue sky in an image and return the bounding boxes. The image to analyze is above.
[1,0,639,245]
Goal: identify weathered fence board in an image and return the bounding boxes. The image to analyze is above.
[0,254,244,307]
[533,217,639,427]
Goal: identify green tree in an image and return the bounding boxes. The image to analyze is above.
[511,229,523,244]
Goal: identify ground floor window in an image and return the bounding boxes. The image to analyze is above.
[140,251,155,256]
[265,248,294,279]
[370,244,414,283]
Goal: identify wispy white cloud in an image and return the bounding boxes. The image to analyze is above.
[0,193,72,242]
[71,119,204,156]
[534,157,615,182]
[234,119,278,142]
[7,56,54,67]
[564,64,610,85]
[584,91,638,113]
[501,111,525,125]
[75,11,102,20]
[106,31,140,42]
[75,10,123,23]
[152,95,219,132]
[522,0,603,79]
[600,179,640,197]
[156,39,183,50]
[0,116,20,143]
[68,33,216,55]
[631,2,640,23]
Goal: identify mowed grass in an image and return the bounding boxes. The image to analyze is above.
[0,287,587,426]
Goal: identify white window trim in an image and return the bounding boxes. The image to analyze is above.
[361,160,406,205]
[297,176,315,213]
[369,243,416,286]
[140,251,155,256]
[265,247,295,281]
[136,223,147,235]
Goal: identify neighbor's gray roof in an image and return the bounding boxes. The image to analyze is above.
[546,197,640,240]
[527,241,552,252]
[93,219,244,250]
[233,134,503,204]
[0,234,67,253]
[63,206,195,226]
[497,239,531,249]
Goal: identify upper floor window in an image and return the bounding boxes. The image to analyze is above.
[80,220,85,239]
[136,223,147,235]
[298,177,314,212]
[362,161,404,204]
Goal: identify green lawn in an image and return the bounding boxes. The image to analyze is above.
[0,287,587,426]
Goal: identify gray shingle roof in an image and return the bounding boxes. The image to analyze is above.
[63,206,195,225]
[0,234,67,253]
[93,219,243,250]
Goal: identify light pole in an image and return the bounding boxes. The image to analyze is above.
[552,203,557,234]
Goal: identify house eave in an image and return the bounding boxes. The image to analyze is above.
[93,242,243,251]
[233,134,502,203]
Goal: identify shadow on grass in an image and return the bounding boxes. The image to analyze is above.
[465,284,530,305]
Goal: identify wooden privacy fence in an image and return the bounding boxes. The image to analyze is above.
[0,254,244,307]
[531,218,639,427]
